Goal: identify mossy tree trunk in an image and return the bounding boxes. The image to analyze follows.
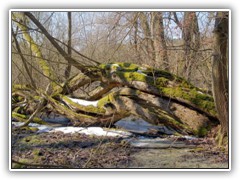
[12,62,219,136]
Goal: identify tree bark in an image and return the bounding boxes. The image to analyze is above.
[152,12,169,70]
[212,12,229,141]
[139,12,155,62]
[182,12,200,80]
[65,12,72,79]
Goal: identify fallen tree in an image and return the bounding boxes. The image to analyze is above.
[11,12,219,137]
[12,62,219,136]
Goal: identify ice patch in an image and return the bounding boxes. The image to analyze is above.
[67,97,98,107]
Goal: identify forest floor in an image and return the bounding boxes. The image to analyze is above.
[11,127,229,169]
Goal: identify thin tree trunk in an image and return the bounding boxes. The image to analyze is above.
[65,12,72,79]
[134,15,138,54]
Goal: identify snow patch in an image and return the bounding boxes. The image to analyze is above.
[52,127,132,137]
[182,135,197,140]
[12,121,132,137]
[67,97,98,107]
[12,122,54,133]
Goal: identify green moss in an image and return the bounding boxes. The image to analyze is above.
[32,149,41,156]
[99,62,183,88]
[20,135,44,146]
[99,62,139,71]
[97,92,116,109]
[12,162,24,169]
[31,149,45,162]
[160,87,216,116]
[142,69,175,79]
[12,112,47,125]
[19,126,39,133]
[99,62,216,117]
[13,84,32,91]
[61,95,105,114]
[68,73,86,87]
[118,71,148,81]
[100,62,216,115]
[197,127,208,137]
[13,106,23,113]
[117,62,139,70]
[12,158,33,169]
[155,77,169,86]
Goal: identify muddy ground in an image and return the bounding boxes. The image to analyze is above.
[11,127,229,169]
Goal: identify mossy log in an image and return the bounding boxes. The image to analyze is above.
[12,62,219,136]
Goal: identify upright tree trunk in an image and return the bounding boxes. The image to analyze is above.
[139,12,155,62]
[152,12,169,70]
[182,12,200,80]
[134,15,138,54]
[65,12,72,79]
[212,12,229,142]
